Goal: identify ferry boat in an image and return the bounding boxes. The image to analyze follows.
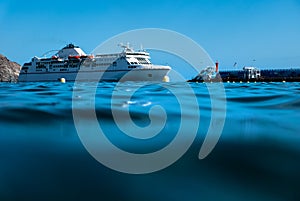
[18,44,171,82]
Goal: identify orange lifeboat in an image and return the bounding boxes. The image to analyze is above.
[68,55,80,59]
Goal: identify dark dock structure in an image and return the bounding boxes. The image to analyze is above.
[189,66,300,82]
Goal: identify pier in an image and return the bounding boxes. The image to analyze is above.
[188,67,300,82]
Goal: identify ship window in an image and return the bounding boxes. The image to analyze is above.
[113,62,117,66]
[148,74,152,77]
[136,57,150,64]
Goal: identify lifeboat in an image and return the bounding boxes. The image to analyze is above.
[68,55,81,59]
[79,55,94,59]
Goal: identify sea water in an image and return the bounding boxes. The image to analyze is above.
[1,81,300,201]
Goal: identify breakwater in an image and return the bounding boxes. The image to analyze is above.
[189,68,300,82]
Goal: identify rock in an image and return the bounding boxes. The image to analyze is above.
[0,54,21,82]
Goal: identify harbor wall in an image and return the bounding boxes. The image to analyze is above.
[189,68,300,82]
[219,68,300,82]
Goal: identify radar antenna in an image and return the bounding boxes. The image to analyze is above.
[118,42,133,52]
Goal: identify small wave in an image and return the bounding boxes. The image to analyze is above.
[227,94,283,103]
[0,107,72,123]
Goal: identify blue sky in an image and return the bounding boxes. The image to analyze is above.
[1,0,300,73]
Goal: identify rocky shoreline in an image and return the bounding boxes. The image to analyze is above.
[0,54,21,82]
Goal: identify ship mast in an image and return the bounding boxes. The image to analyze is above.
[118,42,134,52]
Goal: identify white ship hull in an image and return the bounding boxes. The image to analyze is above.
[18,68,170,82]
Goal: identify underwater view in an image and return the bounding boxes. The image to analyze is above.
[1,81,300,201]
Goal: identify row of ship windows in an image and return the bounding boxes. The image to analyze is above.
[35,61,148,68]
[36,65,78,68]
[36,62,79,66]
[36,69,69,72]
[127,61,150,65]
[136,58,147,62]
[51,65,78,68]
[127,61,139,65]
[82,63,113,67]
[98,58,116,61]
[95,63,113,66]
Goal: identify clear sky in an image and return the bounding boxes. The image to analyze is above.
[1,0,300,72]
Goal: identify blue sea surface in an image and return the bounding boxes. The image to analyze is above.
[1,81,300,201]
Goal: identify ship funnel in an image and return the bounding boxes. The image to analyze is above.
[215,61,219,72]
